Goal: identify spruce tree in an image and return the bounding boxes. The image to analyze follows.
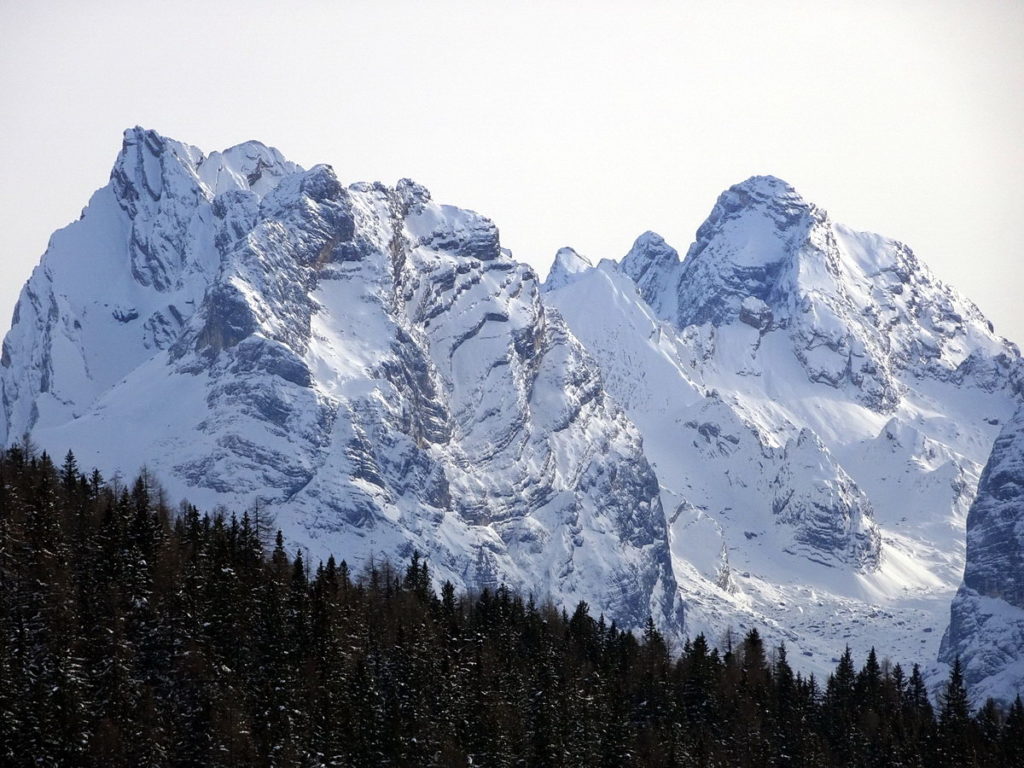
[938,656,974,766]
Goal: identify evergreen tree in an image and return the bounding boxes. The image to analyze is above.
[937,656,974,766]
[824,646,859,764]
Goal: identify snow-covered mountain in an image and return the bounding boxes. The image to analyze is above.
[2,130,1021,698]
[0,128,679,633]
[544,176,1021,695]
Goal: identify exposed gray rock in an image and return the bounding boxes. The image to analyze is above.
[619,231,680,318]
[941,405,1024,703]
[771,429,881,570]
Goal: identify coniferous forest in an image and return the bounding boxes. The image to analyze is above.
[1,445,1023,767]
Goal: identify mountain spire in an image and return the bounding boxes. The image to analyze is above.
[543,247,593,291]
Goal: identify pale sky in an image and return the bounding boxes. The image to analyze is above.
[2,1,1022,342]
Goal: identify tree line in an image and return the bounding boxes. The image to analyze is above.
[1,445,1022,766]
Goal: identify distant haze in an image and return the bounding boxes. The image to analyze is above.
[2,0,1021,343]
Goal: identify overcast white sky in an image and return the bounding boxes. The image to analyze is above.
[2,1,1022,342]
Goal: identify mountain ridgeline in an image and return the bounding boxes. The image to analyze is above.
[1,128,1021,702]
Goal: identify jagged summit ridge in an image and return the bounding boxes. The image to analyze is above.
[614,174,1017,413]
[112,127,302,221]
[611,174,828,333]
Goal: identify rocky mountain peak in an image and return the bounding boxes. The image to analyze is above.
[543,247,593,292]
[608,173,1017,414]
[199,139,301,199]
[618,231,680,313]
[111,126,207,217]
[608,178,831,333]
[396,177,432,214]
[114,127,305,213]
[688,175,815,258]
[623,230,678,265]
[719,174,807,209]
[672,176,827,328]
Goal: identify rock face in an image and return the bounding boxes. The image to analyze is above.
[619,231,680,319]
[771,429,881,570]
[2,133,1022,691]
[940,405,1024,703]
[0,128,679,633]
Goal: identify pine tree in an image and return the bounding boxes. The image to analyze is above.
[823,646,860,765]
[772,642,801,765]
[938,656,974,766]
[905,662,935,762]
[60,450,80,492]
